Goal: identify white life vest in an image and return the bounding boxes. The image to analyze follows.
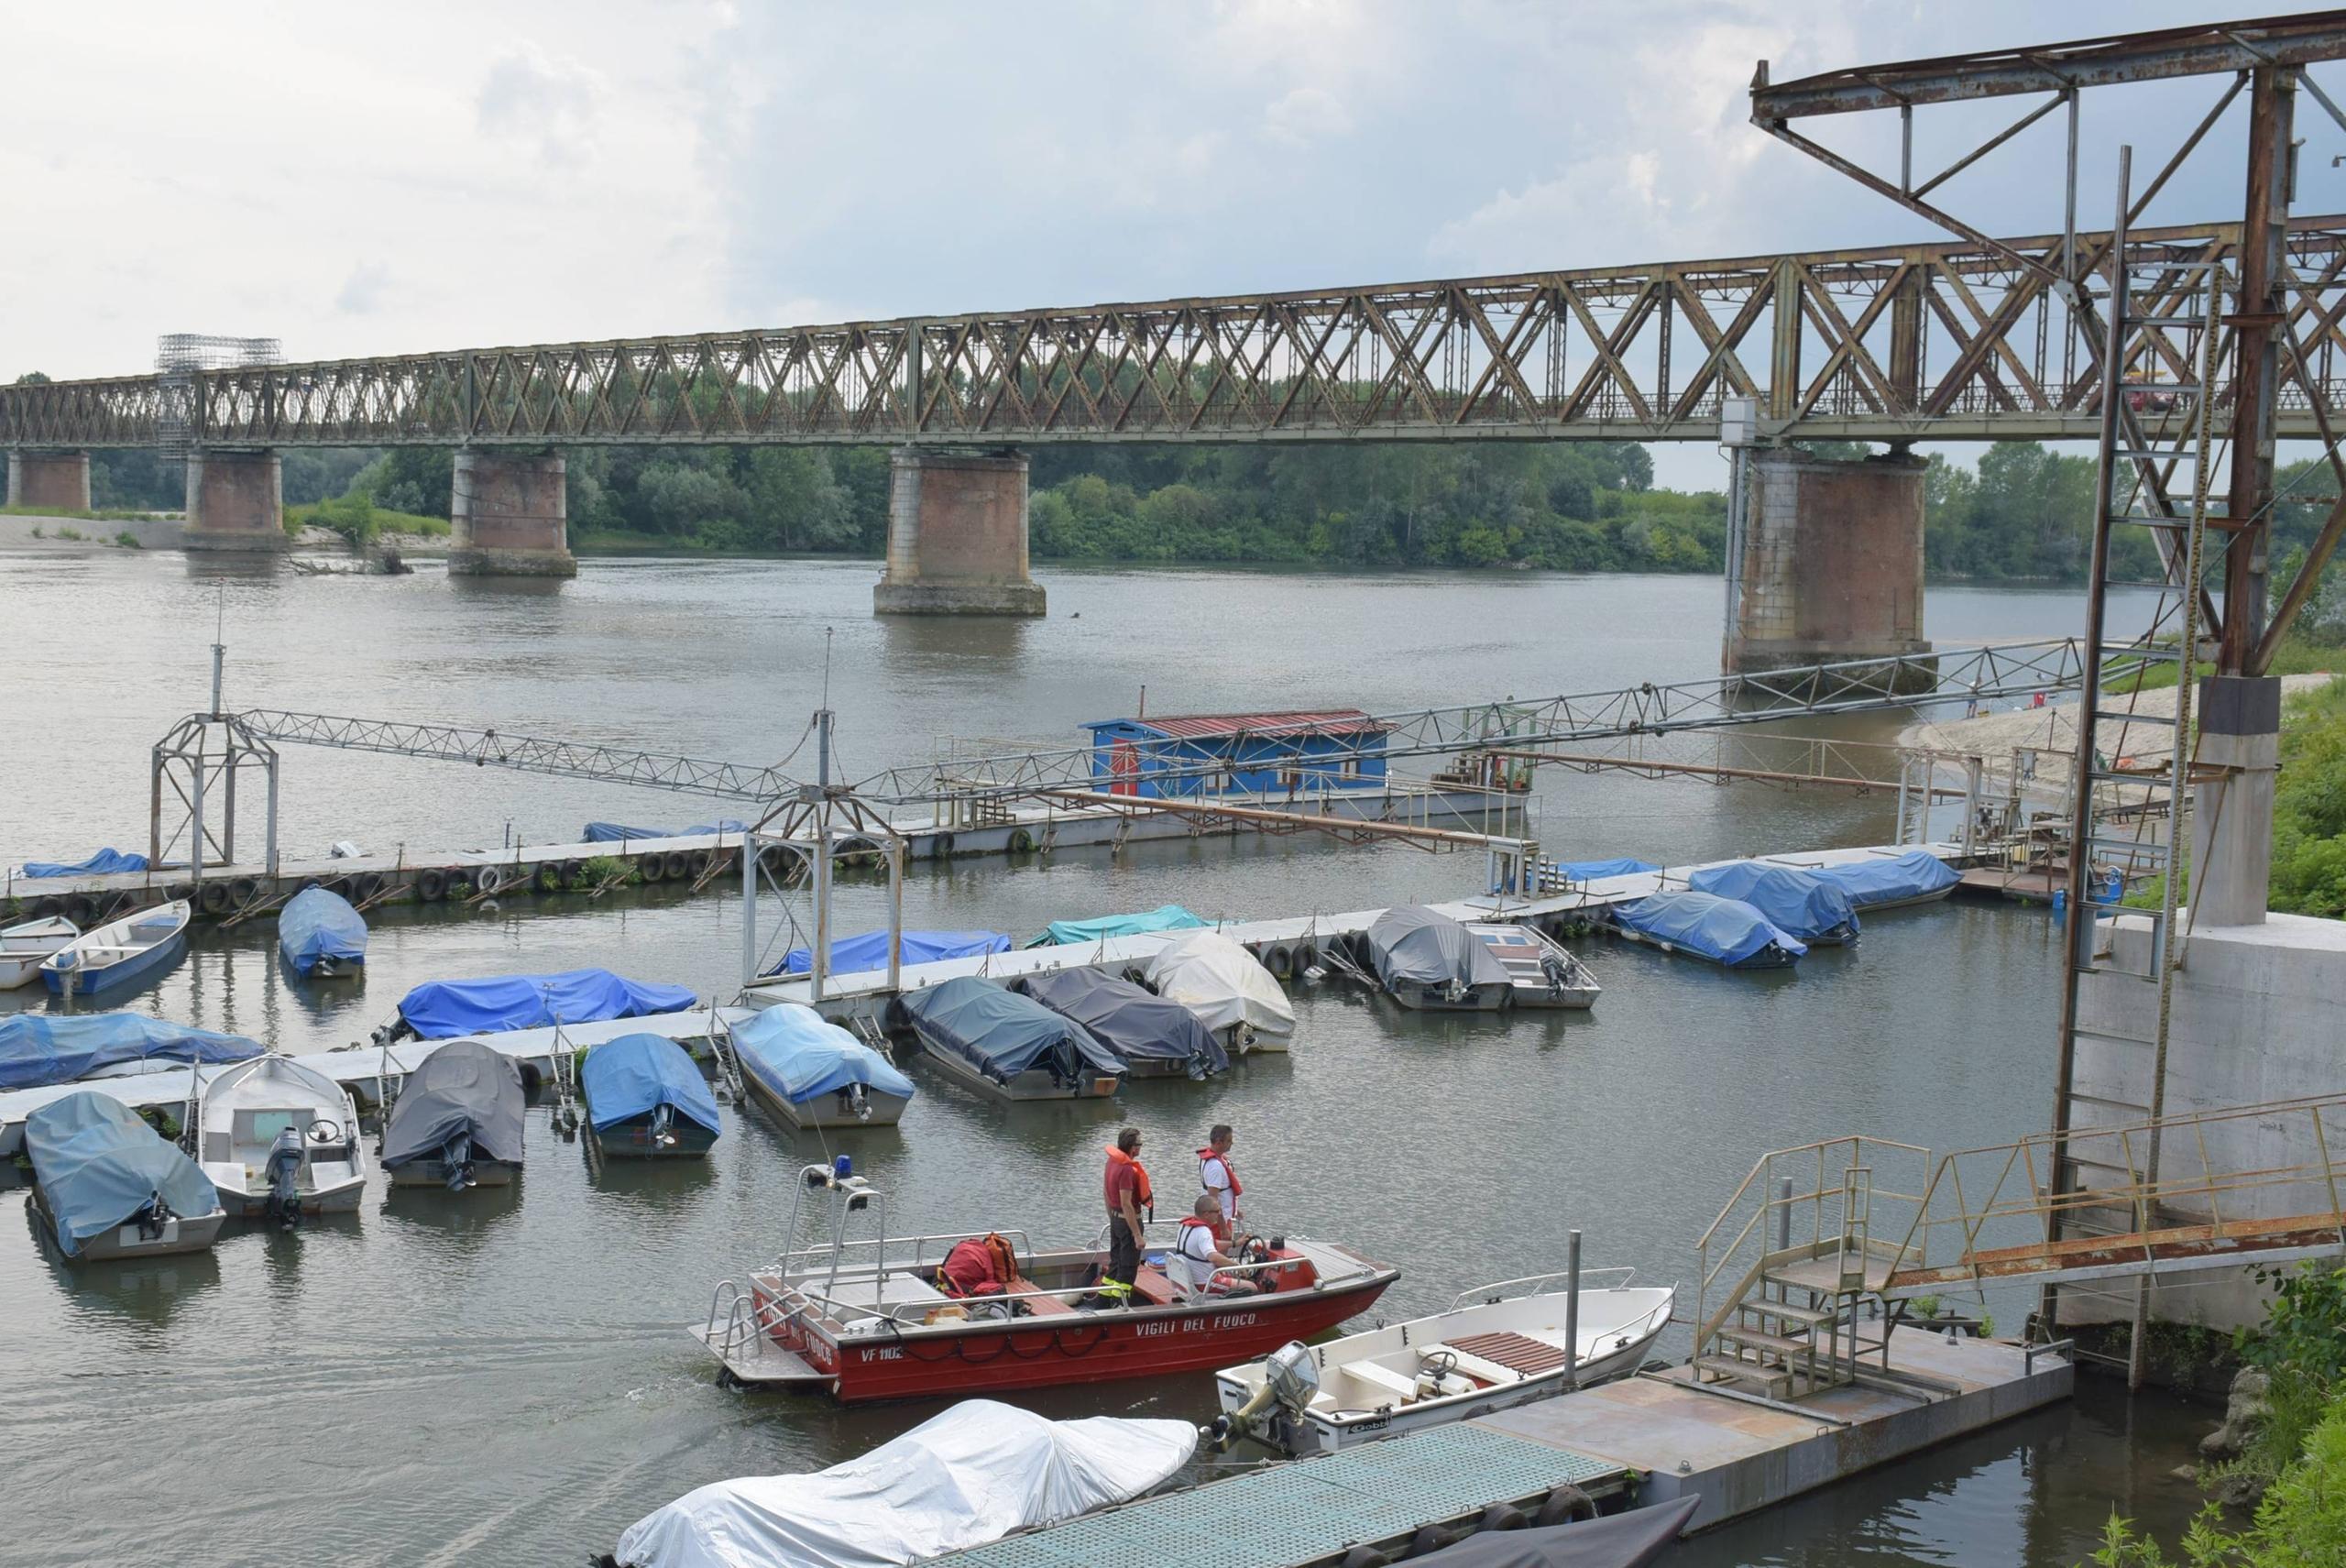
[1167,1218,1220,1299]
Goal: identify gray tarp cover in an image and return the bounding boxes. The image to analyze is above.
[379,1040,526,1168]
[1012,970,1230,1073]
[1404,1497,1699,1568]
[1365,905,1511,991]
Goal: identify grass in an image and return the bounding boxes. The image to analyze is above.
[283,499,452,544]
[113,530,141,550]
[0,503,157,523]
[2108,634,2340,695]
[570,527,773,557]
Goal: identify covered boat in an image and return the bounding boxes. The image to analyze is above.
[582,1033,722,1157]
[1215,1269,1673,1456]
[1606,891,1806,970]
[582,819,745,842]
[772,927,1010,977]
[1360,905,1513,1011]
[1686,861,1861,945]
[195,1054,368,1218]
[1402,1498,1701,1568]
[729,1003,915,1129]
[25,1090,225,1260]
[1142,929,1295,1052]
[1553,857,1661,882]
[278,884,368,977]
[612,1400,1198,1568]
[1465,924,1600,1010]
[0,1012,261,1091]
[1012,969,1229,1079]
[40,900,191,999]
[0,916,79,990]
[894,976,1124,1102]
[19,846,151,878]
[1025,905,1211,948]
[693,1165,1398,1402]
[389,968,698,1041]
[1811,848,1961,911]
[378,1039,526,1188]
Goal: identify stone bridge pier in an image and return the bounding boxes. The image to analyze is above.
[874,448,1046,616]
[184,450,289,552]
[450,451,576,576]
[1724,448,1932,689]
[6,450,93,512]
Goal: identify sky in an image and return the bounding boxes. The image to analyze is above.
[4,0,2341,488]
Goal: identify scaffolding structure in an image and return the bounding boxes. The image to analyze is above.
[154,333,281,456]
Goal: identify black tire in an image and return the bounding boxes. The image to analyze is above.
[30,895,63,919]
[444,872,473,900]
[416,869,448,902]
[932,832,955,860]
[533,862,565,894]
[1007,828,1036,854]
[62,894,96,927]
[1534,1485,1595,1528]
[758,844,788,874]
[228,877,258,905]
[559,861,585,889]
[198,882,231,915]
[687,850,712,880]
[323,876,351,898]
[166,883,195,905]
[354,873,382,902]
[1476,1503,1525,1533]
[1265,944,1293,980]
[1295,942,1318,973]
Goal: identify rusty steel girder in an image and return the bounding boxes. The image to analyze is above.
[6,216,2346,450]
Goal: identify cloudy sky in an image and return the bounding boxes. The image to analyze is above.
[5,1,2338,483]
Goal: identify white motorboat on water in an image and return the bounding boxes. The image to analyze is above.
[0,916,78,990]
[1141,928,1294,1052]
[39,901,192,998]
[25,1091,227,1260]
[1213,1269,1674,1456]
[1466,923,1601,1010]
[195,1054,369,1219]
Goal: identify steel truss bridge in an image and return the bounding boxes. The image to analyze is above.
[218,637,2118,811]
[11,219,2346,451]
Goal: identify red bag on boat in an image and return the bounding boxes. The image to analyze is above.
[936,1234,1020,1298]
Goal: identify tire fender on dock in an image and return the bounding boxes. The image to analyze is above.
[415,869,448,902]
[197,883,231,915]
[228,877,258,905]
[1265,944,1294,980]
[686,850,713,880]
[533,862,565,894]
[474,866,508,897]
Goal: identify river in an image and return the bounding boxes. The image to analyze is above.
[0,553,2210,1566]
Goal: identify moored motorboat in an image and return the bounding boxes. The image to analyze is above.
[695,1163,1398,1402]
[0,916,78,990]
[277,884,368,978]
[608,1399,1198,1568]
[1686,861,1861,945]
[769,927,1010,977]
[729,1003,914,1129]
[1809,848,1961,911]
[378,1039,526,1189]
[581,1033,722,1157]
[1605,890,1806,970]
[0,1012,261,1091]
[24,1090,226,1260]
[1142,929,1295,1053]
[892,975,1124,1102]
[39,900,192,999]
[1024,904,1211,948]
[1214,1269,1675,1456]
[381,968,698,1044]
[194,1054,368,1219]
[1356,905,1513,1011]
[1465,923,1601,1009]
[1012,968,1229,1079]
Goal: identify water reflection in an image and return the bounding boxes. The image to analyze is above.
[181,555,284,583]
[378,1176,525,1248]
[19,1201,225,1338]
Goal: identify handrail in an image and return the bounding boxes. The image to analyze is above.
[1449,1268,1638,1311]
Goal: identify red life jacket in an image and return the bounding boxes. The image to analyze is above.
[1104,1145,1153,1216]
[936,1233,1019,1298]
[1198,1146,1242,1201]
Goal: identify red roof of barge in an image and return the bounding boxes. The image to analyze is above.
[1134,709,1387,740]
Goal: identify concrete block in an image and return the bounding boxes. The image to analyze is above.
[183,451,288,553]
[1726,449,1931,687]
[450,451,576,577]
[874,448,1046,616]
[6,451,93,512]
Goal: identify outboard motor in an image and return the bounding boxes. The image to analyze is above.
[849,1082,872,1123]
[265,1124,307,1230]
[137,1192,174,1243]
[441,1130,477,1191]
[1208,1339,1321,1452]
[650,1102,676,1148]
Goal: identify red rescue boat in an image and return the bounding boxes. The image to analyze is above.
[696,1162,1398,1404]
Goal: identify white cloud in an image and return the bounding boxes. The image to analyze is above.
[476,43,605,168]
[1263,87,1354,149]
[334,263,392,316]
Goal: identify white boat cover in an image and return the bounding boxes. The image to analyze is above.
[1144,930,1295,1038]
[615,1400,1196,1568]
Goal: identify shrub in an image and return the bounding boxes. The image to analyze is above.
[114,530,142,549]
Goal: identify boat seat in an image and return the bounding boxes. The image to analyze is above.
[1424,1343,1534,1387]
[1129,1267,1177,1308]
[1343,1360,1427,1405]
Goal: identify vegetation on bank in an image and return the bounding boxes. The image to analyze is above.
[1,502,155,523]
[282,493,450,546]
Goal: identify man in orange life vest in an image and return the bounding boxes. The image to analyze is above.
[1199,1124,1242,1239]
[1103,1126,1152,1288]
[1168,1193,1244,1301]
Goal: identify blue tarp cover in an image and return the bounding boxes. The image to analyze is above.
[730,1004,916,1103]
[1025,905,1212,948]
[25,1091,219,1255]
[773,928,1011,977]
[1555,857,1661,882]
[1810,850,1961,909]
[0,1013,262,1091]
[1012,969,1229,1073]
[1687,862,1860,941]
[582,820,746,842]
[582,1033,723,1136]
[1610,890,1808,967]
[278,885,368,975]
[395,969,699,1038]
[21,847,150,878]
[897,975,1124,1086]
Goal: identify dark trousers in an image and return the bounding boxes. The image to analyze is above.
[1106,1215,1142,1287]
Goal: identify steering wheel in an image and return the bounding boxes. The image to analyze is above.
[307,1118,343,1144]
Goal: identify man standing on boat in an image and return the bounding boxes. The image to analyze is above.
[1103,1126,1152,1291]
[1199,1124,1242,1238]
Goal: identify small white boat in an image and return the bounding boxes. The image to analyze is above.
[0,916,78,990]
[40,901,192,999]
[1466,923,1601,1010]
[194,1054,369,1219]
[1142,929,1294,1053]
[1213,1270,1674,1456]
[25,1090,227,1261]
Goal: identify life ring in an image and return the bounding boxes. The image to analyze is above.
[63,894,96,927]
[1007,828,1036,854]
[228,877,258,905]
[687,850,713,880]
[415,869,448,902]
[474,865,508,897]
[1265,944,1294,980]
[533,862,565,894]
[198,882,231,915]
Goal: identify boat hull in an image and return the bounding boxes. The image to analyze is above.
[387,1157,521,1189]
[1383,981,1511,1012]
[42,929,188,997]
[740,1062,911,1129]
[915,1032,1122,1102]
[1506,983,1597,1010]
[1608,926,1798,970]
[762,1270,1396,1403]
[588,1113,720,1158]
[34,1188,226,1261]
[298,954,366,980]
[214,1176,367,1217]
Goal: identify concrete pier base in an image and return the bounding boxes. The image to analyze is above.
[874,449,1045,616]
[450,451,576,576]
[1726,449,1932,691]
[183,451,289,553]
[6,451,93,512]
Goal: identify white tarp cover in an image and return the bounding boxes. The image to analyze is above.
[616,1400,1196,1568]
[1143,930,1296,1038]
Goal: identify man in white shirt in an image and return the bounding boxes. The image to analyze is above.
[1198,1123,1242,1235]
[1167,1194,1242,1301]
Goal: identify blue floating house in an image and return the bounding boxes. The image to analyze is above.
[1080,709,1390,799]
